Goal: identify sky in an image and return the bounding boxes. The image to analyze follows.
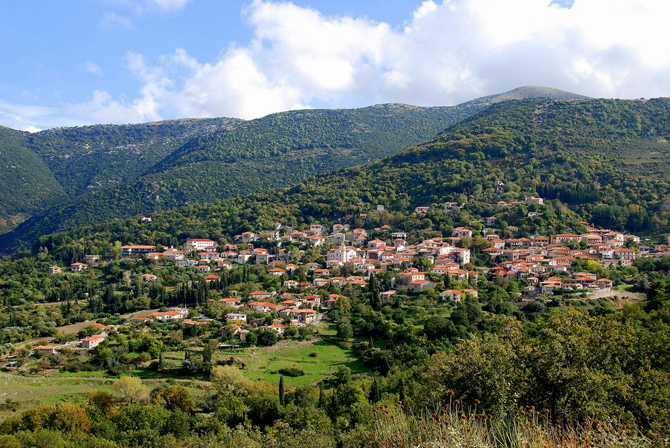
[1,0,669,132]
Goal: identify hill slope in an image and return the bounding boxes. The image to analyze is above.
[460,86,590,106]
[0,86,590,251]
[25,98,670,256]
[27,118,241,198]
[0,103,486,250]
[0,126,69,233]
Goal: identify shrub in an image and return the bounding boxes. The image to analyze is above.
[277,368,305,377]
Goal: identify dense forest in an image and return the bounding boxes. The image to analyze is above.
[0,127,68,234]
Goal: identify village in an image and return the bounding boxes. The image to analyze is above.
[36,195,670,356]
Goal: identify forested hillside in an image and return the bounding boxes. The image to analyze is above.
[0,127,68,234]
[17,97,670,257]
[0,86,588,245]
[0,103,488,250]
[27,118,242,198]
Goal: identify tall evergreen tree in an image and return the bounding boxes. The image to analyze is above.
[279,376,285,407]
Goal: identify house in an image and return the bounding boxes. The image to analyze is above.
[415,206,430,214]
[150,310,188,322]
[248,291,272,300]
[267,324,286,335]
[218,298,241,307]
[440,290,462,302]
[552,234,581,244]
[70,262,88,272]
[452,227,473,238]
[133,316,151,324]
[247,302,275,313]
[226,313,248,324]
[48,266,62,274]
[162,249,185,261]
[121,245,157,256]
[409,280,435,292]
[290,309,317,323]
[525,196,544,206]
[185,239,218,251]
[595,278,614,290]
[139,273,157,282]
[81,335,105,350]
[397,269,425,287]
[34,346,58,356]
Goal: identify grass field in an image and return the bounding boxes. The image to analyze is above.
[0,369,210,422]
[0,370,115,421]
[0,326,366,421]
[229,338,367,387]
[159,336,367,388]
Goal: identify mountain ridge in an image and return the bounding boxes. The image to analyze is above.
[0,87,590,252]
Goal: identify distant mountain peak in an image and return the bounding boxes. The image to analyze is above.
[460,86,589,107]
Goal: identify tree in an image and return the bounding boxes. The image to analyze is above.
[279,376,286,407]
[336,320,353,340]
[113,376,149,405]
[152,385,194,413]
[210,364,249,393]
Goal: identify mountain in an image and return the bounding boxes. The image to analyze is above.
[0,103,486,250]
[459,86,590,107]
[27,97,670,258]
[0,126,69,234]
[0,86,591,252]
[27,118,241,198]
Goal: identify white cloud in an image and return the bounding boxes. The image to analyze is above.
[84,62,103,75]
[69,0,670,124]
[0,100,59,131]
[148,0,191,10]
[21,125,41,133]
[100,12,132,28]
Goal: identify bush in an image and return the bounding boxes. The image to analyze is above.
[277,368,305,377]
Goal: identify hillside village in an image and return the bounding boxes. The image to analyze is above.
[34,195,670,354]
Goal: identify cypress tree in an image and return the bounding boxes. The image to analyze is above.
[318,383,326,408]
[279,376,285,407]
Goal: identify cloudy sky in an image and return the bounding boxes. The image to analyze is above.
[1,0,668,131]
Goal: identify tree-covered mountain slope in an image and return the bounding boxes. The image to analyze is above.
[27,117,241,198]
[0,103,487,248]
[19,97,670,256]
[0,126,69,234]
[0,86,591,250]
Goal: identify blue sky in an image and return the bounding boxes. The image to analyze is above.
[1,0,668,131]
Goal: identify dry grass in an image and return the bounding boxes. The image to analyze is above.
[370,401,661,448]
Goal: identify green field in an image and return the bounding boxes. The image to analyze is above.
[0,368,211,421]
[228,339,367,387]
[0,370,114,421]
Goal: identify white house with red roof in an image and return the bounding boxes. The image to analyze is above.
[81,334,105,349]
[184,239,217,251]
[70,262,88,272]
